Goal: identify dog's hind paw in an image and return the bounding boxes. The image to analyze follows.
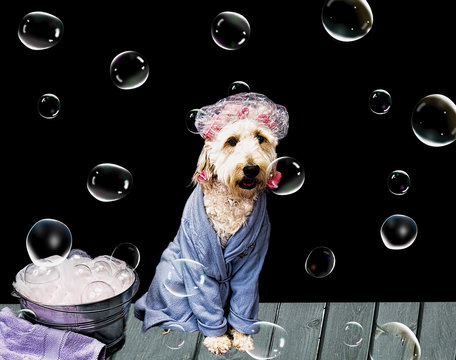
[203,334,232,355]
[230,329,254,352]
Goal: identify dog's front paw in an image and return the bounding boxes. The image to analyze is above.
[203,334,232,355]
[230,328,254,352]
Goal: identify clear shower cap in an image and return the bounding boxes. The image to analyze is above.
[195,92,289,140]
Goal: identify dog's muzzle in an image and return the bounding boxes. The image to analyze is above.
[239,165,260,190]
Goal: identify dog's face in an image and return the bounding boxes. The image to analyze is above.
[194,119,278,199]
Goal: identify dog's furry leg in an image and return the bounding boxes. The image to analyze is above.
[203,334,232,355]
[230,328,254,352]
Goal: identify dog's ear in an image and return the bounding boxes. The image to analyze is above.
[192,143,215,186]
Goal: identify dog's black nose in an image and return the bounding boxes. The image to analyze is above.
[243,165,260,178]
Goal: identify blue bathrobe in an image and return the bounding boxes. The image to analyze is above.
[134,185,270,337]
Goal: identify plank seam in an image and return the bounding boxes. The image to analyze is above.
[314,302,328,360]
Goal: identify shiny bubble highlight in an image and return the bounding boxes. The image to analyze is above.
[163,259,206,298]
[111,242,140,270]
[81,281,115,303]
[18,11,63,50]
[305,246,336,278]
[37,94,60,119]
[387,170,410,196]
[228,81,250,95]
[87,163,133,202]
[247,321,288,359]
[267,157,305,196]
[380,214,418,250]
[110,51,149,90]
[211,11,250,50]
[343,321,364,347]
[369,89,391,115]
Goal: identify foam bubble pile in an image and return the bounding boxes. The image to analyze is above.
[13,249,135,305]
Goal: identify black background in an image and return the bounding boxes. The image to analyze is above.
[3,0,455,303]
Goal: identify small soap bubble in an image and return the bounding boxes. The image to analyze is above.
[18,11,64,50]
[26,219,72,267]
[185,109,206,134]
[247,321,288,360]
[111,242,140,270]
[411,94,456,147]
[369,89,391,115]
[87,163,133,202]
[211,11,250,50]
[267,157,305,196]
[370,322,421,360]
[114,268,134,289]
[24,263,60,284]
[164,259,206,297]
[37,93,60,119]
[380,214,418,250]
[110,51,149,90]
[68,249,91,262]
[344,321,364,347]
[81,281,115,303]
[164,324,186,350]
[387,170,410,195]
[228,81,250,95]
[73,264,92,282]
[17,309,37,325]
[305,247,336,278]
[92,261,112,278]
[321,0,373,42]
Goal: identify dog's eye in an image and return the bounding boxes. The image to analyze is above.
[226,137,238,146]
[257,134,266,144]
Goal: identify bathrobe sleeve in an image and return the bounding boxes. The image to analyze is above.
[228,216,271,334]
[178,219,228,337]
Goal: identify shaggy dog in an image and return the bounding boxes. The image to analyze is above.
[134,93,288,355]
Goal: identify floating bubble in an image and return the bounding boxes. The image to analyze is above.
[247,321,288,360]
[110,51,149,90]
[81,281,115,303]
[185,109,207,134]
[164,259,206,297]
[164,324,186,350]
[344,321,364,347]
[267,157,305,195]
[387,170,410,196]
[370,322,421,360]
[369,89,391,115]
[411,94,456,147]
[73,264,92,282]
[228,81,250,95]
[18,11,64,50]
[37,93,60,119]
[305,247,336,278]
[17,309,37,326]
[24,263,60,284]
[380,214,418,250]
[211,11,250,50]
[87,163,133,202]
[321,0,373,42]
[111,242,140,270]
[26,219,72,267]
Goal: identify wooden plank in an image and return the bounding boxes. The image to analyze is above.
[194,302,279,360]
[274,302,326,360]
[418,302,456,360]
[111,305,200,360]
[317,302,375,360]
[369,302,421,360]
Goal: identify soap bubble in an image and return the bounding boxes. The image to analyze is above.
[164,259,206,297]
[380,214,418,250]
[321,0,373,42]
[24,263,60,284]
[26,219,72,267]
[247,321,288,359]
[87,163,133,202]
[411,94,456,147]
[37,94,60,119]
[81,281,115,303]
[344,321,364,347]
[267,157,305,195]
[164,324,186,350]
[17,309,37,326]
[369,89,391,115]
[305,247,336,278]
[387,170,410,196]
[228,81,250,95]
[111,242,140,270]
[185,109,206,134]
[211,11,250,50]
[68,249,91,263]
[92,261,112,278]
[110,51,149,90]
[115,268,134,288]
[18,11,64,50]
[370,322,421,360]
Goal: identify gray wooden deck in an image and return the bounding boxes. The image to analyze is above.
[3,302,456,359]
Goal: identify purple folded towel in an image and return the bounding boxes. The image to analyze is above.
[0,307,106,360]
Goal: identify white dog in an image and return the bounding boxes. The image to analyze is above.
[134,93,288,355]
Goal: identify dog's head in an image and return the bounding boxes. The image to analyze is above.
[192,93,288,199]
